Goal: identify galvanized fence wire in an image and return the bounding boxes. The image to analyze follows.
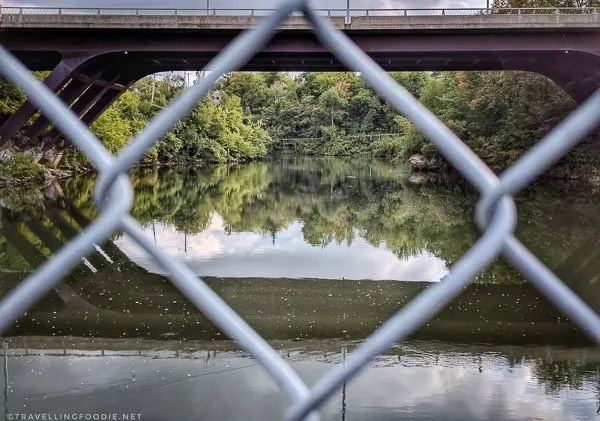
[0,1,600,419]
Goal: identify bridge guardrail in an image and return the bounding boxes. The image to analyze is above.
[276,133,402,144]
[1,2,600,421]
[0,7,598,17]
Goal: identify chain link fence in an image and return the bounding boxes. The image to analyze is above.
[1,1,600,419]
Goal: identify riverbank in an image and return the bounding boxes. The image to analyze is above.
[0,153,79,189]
[406,145,600,188]
[3,150,600,191]
[0,167,77,188]
[4,69,600,189]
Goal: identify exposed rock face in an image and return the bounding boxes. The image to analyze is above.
[406,172,452,186]
[43,180,65,201]
[0,147,15,164]
[0,160,73,189]
[41,147,64,166]
[408,154,439,171]
[407,173,428,185]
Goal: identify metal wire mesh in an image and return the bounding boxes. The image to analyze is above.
[1,1,600,419]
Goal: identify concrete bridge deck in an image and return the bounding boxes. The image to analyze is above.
[2,11,600,31]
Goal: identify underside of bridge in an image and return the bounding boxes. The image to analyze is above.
[1,28,599,159]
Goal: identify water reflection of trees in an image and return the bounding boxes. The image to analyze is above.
[56,158,600,285]
[532,359,599,395]
[60,159,479,259]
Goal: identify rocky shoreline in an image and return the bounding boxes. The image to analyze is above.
[0,167,75,189]
[406,153,600,188]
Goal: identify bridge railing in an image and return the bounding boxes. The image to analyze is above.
[0,7,599,17]
[277,133,402,144]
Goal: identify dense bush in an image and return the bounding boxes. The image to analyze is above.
[0,154,42,181]
[51,74,273,169]
[217,69,594,174]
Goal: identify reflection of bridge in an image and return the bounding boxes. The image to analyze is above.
[3,339,600,369]
[1,188,600,346]
[1,7,600,159]
[0,190,137,275]
[2,338,598,420]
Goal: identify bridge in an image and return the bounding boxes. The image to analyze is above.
[0,7,599,160]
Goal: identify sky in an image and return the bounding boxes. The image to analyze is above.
[5,0,487,9]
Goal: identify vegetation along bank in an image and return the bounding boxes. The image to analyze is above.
[1,69,599,187]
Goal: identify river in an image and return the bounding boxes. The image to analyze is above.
[0,157,599,420]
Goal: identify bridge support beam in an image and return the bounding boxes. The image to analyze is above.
[21,73,103,143]
[82,76,139,127]
[28,73,121,144]
[29,85,105,143]
[42,75,139,152]
[0,54,97,147]
[526,52,600,104]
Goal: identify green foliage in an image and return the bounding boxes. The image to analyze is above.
[0,72,47,120]
[0,154,42,181]
[371,136,407,161]
[218,71,406,140]
[91,102,133,153]
[493,0,600,7]
[59,148,87,171]
[215,69,592,176]
[218,72,270,115]
[0,78,26,120]
[223,70,600,177]
[409,71,579,171]
[58,73,272,168]
[0,68,595,178]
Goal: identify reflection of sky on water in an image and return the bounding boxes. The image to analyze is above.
[115,213,449,281]
[6,346,598,421]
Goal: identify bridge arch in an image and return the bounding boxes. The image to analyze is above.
[1,13,599,154]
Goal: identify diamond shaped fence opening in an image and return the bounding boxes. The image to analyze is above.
[1,2,600,420]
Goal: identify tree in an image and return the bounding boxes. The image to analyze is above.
[218,72,269,116]
[493,0,600,7]
[317,86,348,129]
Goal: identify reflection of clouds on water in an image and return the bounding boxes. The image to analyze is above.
[115,213,450,281]
[345,362,595,421]
[6,347,598,421]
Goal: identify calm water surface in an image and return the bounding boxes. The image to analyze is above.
[0,157,599,420]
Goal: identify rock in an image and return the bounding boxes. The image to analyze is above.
[408,154,439,171]
[408,173,427,185]
[43,181,65,201]
[0,143,15,163]
[407,173,442,185]
[42,147,64,166]
[42,168,56,183]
